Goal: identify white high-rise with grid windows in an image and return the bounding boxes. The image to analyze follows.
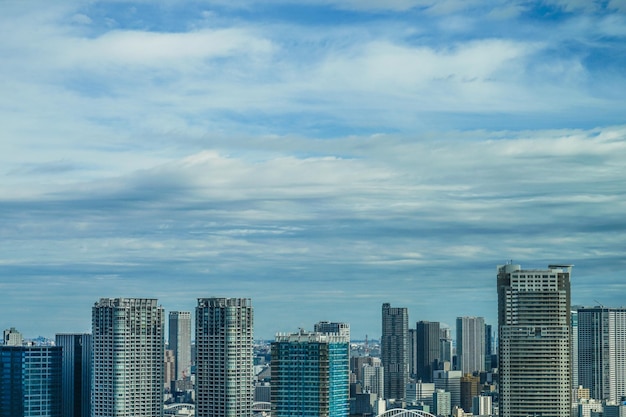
[91,298,164,417]
[497,263,571,417]
[195,298,254,417]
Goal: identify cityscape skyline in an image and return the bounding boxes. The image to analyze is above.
[1,1,626,342]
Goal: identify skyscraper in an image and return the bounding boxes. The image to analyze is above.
[415,320,441,383]
[55,333,92,417]
[497,263,572,417]
[271,330,350,417]
[381,303,409,400]
[168,311,192,380]
[0,344,62,417]
[196,298,254,417]
[578,306,626,403]
[92,298,164,417]
[456,316,485,374]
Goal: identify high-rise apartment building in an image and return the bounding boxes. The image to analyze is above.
[271,330,349,417]
[169,311,192,380]
[578,306,626,403]
[381,303,409,400]
[196,298,254,417]
[92,298,164,417]
[315,321,351,340]
[456,316,485,374]
[55,333,92,417]
[416,321,441,383]
[497,263,572,417]
[0,344,62,417]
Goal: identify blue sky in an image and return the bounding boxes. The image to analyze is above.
[1,0,625,340]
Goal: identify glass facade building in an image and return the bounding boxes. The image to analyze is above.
[271,330,349,417]
[55,333,92,417]
[0,345,62,417]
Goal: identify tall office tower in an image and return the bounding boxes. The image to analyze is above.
[440,327,453,365]
[362,362,384,398]
[196,298,254,417]
[169,311,192,380]
[271,330,349,417]
[315,321,351,340]
[0,344,62,417]
[433,369,462,408]
[571,309,579,396]
[2,327,23,346]
[416,321,441,383]
[456,316,485,374]
[497,263,572,417]
[381,303,409,400]
[460,374,480,413]
[472,395,493,416]
[409,328,417,377]
[92,298,164,417]
[578,306,626,403]
[351,356,377,384]
[55,333,92,417]
[484,323,493,371]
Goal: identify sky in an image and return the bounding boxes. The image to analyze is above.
[1,0,625,341]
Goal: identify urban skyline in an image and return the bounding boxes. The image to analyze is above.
[1,0,626,343]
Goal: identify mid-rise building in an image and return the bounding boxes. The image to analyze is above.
[433,389,451,416]
[497,263,572,417]
[196,297,254,417]
[472,395,492,416]
[271,330,349,417]
[381,303,409,400]
[578,306,626,403]
[362,362,384,399]
[315,321,351,340]
[456,316,485,374]
[92,298,164,417]
[169,311,192,381]
[2,328,23,346]
[416,321,441,383]
[55,333,92,417]
[0,344,62,417]
[406,381,435,407]
[460,374,480,413]
[434,369,462,409]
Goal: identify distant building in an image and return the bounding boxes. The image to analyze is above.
[497,263,572,417]
[416,321,441,383]
[2,327,22,346]
[406,381,435,407]
[381,303,409,400]
[472,395,492,416]
[433,389,451,416]
[168,311,192,381]
[578,306,626,403]
[315,321,350,340]
[460,374,480,413]
[0,344,62,417]
[271,330,349,417]
[577,399,603,417]
[434,369,462,409]
[92,298,164,417]
[164,349,176,388]
[55,333,92,417]
[456,317,485,375]
[196,298,254,417]
[362,362,384,399]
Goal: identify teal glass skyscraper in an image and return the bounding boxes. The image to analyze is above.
[0,344,62,417]
[271,330,349,417]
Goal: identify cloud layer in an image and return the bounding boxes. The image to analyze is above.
[0,0,625,339]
